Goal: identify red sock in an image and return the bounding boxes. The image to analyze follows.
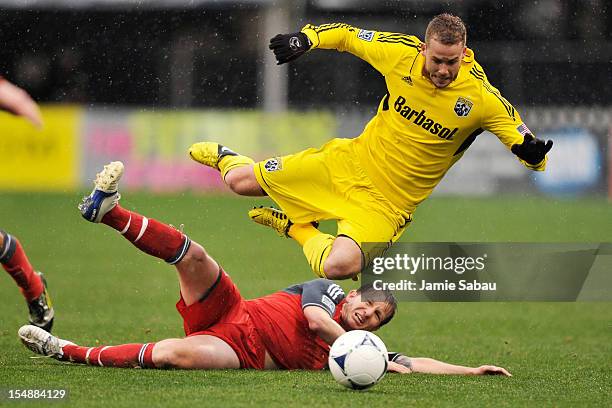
[61,343,156,368]
[101,205,190,264]
[1,232,43,301]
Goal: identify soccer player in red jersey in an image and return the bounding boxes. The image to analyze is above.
[19,161,511,376]
[1,77,53,331]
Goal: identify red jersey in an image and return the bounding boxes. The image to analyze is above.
[246,280,346,370]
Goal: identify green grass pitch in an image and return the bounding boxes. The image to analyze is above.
[0,193,610,407]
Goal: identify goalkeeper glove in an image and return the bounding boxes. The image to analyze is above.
[269,32,312,65]
[511,134,553,165]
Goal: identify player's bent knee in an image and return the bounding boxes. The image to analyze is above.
[323,253,361,280]
[180,242,208,265]
[224,166,260,195]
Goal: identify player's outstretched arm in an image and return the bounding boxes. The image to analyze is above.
[303,305,346,345]
[0,77,43,128]
[410,357,511,376]
[269,24,412,76]
[387,354,511,376]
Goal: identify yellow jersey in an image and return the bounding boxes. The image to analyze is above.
[302,23,546,213]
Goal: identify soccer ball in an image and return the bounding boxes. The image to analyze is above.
[328,330,388,390]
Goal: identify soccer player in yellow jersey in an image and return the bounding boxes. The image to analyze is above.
[189,14,553,280]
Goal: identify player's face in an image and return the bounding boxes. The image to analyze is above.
[340,291,393,331]
[422,37,466,88]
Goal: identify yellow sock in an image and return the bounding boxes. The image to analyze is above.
[218,155,255,179]
[302,233,335,278]
[288,223,320,246]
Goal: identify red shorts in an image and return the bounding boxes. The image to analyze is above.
[175,268,266,369]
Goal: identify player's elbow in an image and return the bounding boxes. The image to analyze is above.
[307,317,324,333]
[305,311,329,334]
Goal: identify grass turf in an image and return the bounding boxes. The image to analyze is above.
[0,193,610,407]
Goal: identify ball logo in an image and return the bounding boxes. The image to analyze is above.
[359,333,381,351]
[264,158,282,172]
[454,97,473,117]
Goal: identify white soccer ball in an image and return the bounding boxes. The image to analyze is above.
[328,330,388,390]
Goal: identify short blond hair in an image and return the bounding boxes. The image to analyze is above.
[425,13,467,45]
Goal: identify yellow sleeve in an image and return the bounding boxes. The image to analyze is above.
[478,65,546,171]
[301,23,419,76]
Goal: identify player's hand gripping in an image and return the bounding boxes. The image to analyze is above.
[269,32,312,65]
[511,134,553,165]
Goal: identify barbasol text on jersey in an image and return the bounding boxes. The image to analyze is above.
[394,96,458,140]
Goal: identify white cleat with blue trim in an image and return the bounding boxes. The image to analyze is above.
[79,161,124,223]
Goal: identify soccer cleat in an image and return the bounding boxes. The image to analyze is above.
[18,324,73,359]
[78,161,124,223]
[28,272,55,332]
[188,142,237,169]
[248,206,293,237]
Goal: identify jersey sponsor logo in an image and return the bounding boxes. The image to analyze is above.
[321,295,335,311]
[394,96,459,140]
[357,29,375,42]
[264,158,282,172]
[454,97,473,117]
[516,123,532,136]
[326,283,344,301]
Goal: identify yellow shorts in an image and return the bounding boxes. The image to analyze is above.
[253,138,412,263]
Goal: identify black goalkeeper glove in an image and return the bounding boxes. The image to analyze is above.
[511,134,553,165]
[269,32,312,65]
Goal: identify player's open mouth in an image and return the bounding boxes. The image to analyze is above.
[354,312,364,325]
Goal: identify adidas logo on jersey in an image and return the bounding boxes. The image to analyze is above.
[402,76,413,86]
[394,96,458,140]
[326,284,344,300]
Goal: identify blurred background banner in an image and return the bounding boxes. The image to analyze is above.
[81,108,336,191]
[0,105,81,191]
[2,106,608,194]
[533,127,602,195]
